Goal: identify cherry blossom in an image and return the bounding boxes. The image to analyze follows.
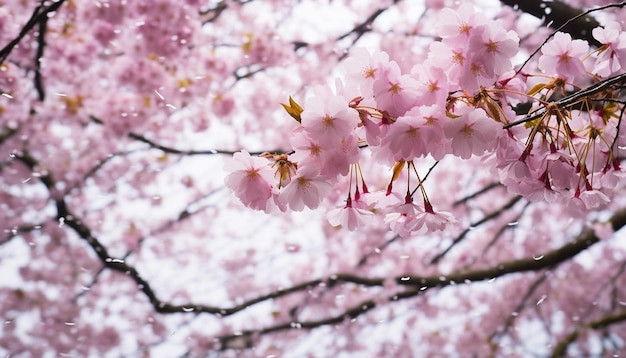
[443,107,499,159]
[592,21,626,76]
[437,3,488,45]
[224,151,274,211]
[384,196,425,238]
[327,194,373,231]
[538,31,589,81]
[300,88,359,147]
[414,200,457,232]
[468,24,519,78]
[576,188,611,209]
[342,47,391,97]
[372,60,419,117]
[278,166,332,211]
[411,62,448,108]
[380,109,428,161]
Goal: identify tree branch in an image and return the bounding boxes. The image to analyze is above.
[0,0,66,64]
[503,72,626,129]
[488,272,549,344]
[214,208,626,348]
[1,223,43,246]
[452,182,502,207]
[33,12,48,101]
[199,1,228,24]
[500,0,602,47]
[74,188,223,302]
[90,114,277,159]
[430,195,522,264]
[15,151,626,352]
[550,309,626,357]
[334,0,402,59]
[127,131,281,156]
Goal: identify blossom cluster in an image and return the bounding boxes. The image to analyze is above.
[226,5,626,237]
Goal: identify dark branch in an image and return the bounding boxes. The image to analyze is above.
[16,152,167,311]
[217,299,377,350]
[128,132,279,156]
[356,234,399,267]
[199,1,228,24]
[337,7,386,41]
[430,195,522,264]
[90,115,252,157]
[0,0,66,64]
[482,202,530,254]
[0,126,19,146]
[233,66,266,82]
[1,223,43,246]
[414,208,625,288]
[74,188,224,302]
[334,0,402,59]
[452,182,502,207]
[503,72,626,129]
[488,272,549,343]
[501,0,602,46]
[34,13,48,101]
[550,308,626,357]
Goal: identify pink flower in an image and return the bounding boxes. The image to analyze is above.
[343,47,391,97]
[301,89,358,147]
[378,105,447,162]
[576,188,610,209]
[425,0,446,10]
[444,107,498,159]
[494,71,528,107]
[414,201,457,232]
[290,129,326,169]
[545,157,576,191]
[384,197,424,238]
[437,4,487,46]
[505,156,536,182]
[322,134,361,177]
[381,111,427,161]
[411,61,448,107]
[592,21,626,76]
[372,61,419,118]
[357,108,382,146]
[458,56,492,93]
[327,195,373,231]
[522,177,562,203]
[538,32,589,81]
[495,135,539,188]
[418,105,449,160]
[600,162,626,189]
[468,24,519,78]
[427,42,465,89]
[224,151,274,211]
[279,166,331,211]
[290,130,359,177]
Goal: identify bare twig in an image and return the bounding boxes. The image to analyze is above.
[430,195,523,264]
[503,72,626,129]
[128,132,274,156]
[550,309,626,357]
[0,0,66,64]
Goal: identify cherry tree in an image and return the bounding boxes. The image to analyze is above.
[2,0,626,356]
